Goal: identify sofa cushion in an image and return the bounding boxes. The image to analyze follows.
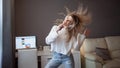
[103,59,120,68]
[105,36,120,60]
[82,38,107,53]
[85,53,105,64]
[105,36,120,51]
[95,47,112,61]
[111,50,120,59]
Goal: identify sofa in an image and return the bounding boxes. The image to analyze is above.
[80,36,120,68]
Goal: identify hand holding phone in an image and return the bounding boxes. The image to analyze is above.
[57,24,64,33]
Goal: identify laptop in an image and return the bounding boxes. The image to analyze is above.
[15,36,36,50]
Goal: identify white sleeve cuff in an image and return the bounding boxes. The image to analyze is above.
[74,33,86,51]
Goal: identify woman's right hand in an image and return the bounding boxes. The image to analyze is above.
[57,24,64,33]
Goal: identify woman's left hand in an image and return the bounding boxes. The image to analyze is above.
[83,28,90,37]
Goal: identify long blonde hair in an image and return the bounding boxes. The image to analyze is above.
[54,5,91,42]
[66,6,91,42]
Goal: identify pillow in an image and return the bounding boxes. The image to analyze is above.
[95,47,112,61]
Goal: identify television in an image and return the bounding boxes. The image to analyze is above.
[15,36,36,49]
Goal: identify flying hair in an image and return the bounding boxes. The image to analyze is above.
[54,4,92,42]
[54,4,91,26]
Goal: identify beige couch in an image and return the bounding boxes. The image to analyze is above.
[80,36,120,68]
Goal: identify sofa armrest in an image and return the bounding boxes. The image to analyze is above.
[84,53,105,64]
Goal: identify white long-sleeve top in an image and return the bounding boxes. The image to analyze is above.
[45,25,85,55]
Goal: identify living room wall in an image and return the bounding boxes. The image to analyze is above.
[15,0,120,46]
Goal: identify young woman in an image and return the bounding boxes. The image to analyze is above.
[45,7,91,68]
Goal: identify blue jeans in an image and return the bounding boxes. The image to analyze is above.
[45,52,74,68]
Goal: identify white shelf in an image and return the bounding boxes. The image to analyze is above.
[16,50,81,68]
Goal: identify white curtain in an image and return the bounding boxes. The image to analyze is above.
[0,0,3,67]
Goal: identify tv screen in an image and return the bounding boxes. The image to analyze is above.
[15,36,36,49]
